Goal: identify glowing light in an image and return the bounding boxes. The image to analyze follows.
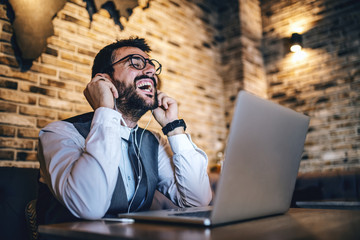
[290,26,304,34]
[290,44,302,53]
[291,50,307,62]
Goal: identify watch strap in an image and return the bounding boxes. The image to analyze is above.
[162,119,186,135]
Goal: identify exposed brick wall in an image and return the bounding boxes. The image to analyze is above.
[1,0,359,174]
[261,0,360,173]
[0,0,227,165]
[215,0,266,146]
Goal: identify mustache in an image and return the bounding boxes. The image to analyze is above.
[134,75,157,89]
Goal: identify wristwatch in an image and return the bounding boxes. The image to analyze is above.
[162,119,186,135]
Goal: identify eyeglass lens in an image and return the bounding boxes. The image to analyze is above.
[130,55,161,74]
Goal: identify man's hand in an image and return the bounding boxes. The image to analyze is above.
[153,91,185,136]
[83,74,118,110]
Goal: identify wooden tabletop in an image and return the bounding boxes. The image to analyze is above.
[38,208,360,240]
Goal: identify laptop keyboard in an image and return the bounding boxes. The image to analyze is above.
[170,210,212,218]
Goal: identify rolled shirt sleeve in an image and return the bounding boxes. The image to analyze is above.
[156,133,212,207]
[38,107,128,219]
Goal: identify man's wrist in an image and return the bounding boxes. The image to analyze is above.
[167,127,185,136]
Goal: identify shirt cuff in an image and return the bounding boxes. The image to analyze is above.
[91,107,131,140]
[92,107,122,127]
[168,133,194,154]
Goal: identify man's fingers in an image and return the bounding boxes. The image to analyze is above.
[157,91,170,109]
[84,73,117,109]
[156,92,178,114]
[94,73,110,81]
[110,85,119,98]
[83,88,96,110]
[160,96,176,110]
[157,91,163,106]
[91,75,118,98]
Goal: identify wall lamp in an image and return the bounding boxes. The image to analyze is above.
[290,33,303,53]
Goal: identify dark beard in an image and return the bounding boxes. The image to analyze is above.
[114,80,158,121]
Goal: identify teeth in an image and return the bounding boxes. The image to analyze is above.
[138,82,151,87]
[137,82,153,92]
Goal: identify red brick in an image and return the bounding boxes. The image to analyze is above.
[75,65,91,75]
[0,101,17,112]
[58,90,86,103]
[0,79,18,89]
[0,65,38,82]
[0,88,36,104]
[37,118,53,128]
[40,77,74,90]
[0,149,14,160]
[0,113,36,127]
[61,13,90,28]
[0,56,19,67]
[18,128,39,139]
[41,54,74,70]
[0,125,16,137]
[74,103,92,114]
[0,5,9,20]
[47,37,76,52]
[0,42,14,55]
[59,70,89,83]
[74,85,86,93]
[30,63,57,76]
[20,83,57,97]
[2,22,13,33]
[60,52,92,65]
[67,0,86,8]
[0,138,34,150]
[58,111,77,120]
[16,151,38,161]
[19,106,57,119]
[78,47,97,58]
[39,97,73,111]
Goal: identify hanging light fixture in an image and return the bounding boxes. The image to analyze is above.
[290,33,303,53]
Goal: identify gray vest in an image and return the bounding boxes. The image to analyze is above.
[37,112,159,224]
[66,112,159,215]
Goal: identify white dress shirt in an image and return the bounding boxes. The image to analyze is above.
[38,107,212,219]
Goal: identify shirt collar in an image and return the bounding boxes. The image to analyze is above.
[119,124,138,141]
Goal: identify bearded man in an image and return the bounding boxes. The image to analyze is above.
[36,37,212,226]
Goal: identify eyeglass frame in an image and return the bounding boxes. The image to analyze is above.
[110,54,162,75]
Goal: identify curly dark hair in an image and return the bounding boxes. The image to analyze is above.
[91,36,151,78]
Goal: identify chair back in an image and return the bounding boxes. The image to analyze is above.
[25,199,38,240]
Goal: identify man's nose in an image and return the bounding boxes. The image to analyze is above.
[142,61,156,76]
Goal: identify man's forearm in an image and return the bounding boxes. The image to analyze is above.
[157,134,212,207]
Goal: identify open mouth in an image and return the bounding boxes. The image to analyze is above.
[136,80,154,97]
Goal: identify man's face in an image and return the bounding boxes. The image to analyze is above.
[111,47,159,112]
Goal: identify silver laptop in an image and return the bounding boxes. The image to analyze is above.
[117,90,310,226]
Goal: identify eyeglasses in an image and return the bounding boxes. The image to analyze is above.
[111,54,162,75]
